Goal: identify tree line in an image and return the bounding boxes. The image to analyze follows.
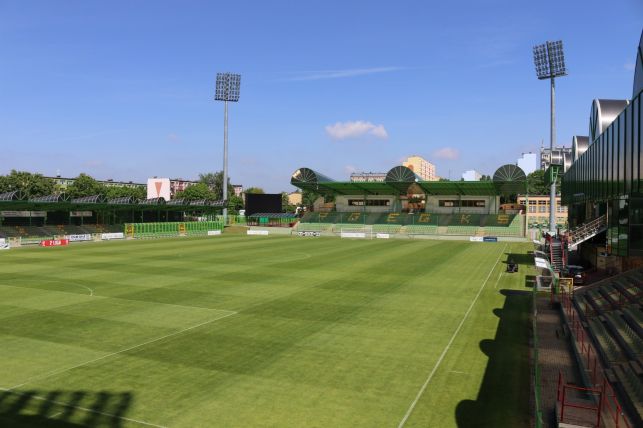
[0,170,297,214]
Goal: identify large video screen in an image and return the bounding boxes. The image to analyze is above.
[245,193,282,216]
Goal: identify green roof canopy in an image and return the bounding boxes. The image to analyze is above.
[291,165,526,196]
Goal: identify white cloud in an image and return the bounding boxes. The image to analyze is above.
[325,121,389,141]
[624,63,636,71]
[286,66,403,81]
[433,147,460,160]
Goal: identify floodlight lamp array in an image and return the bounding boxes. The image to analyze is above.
[215,73,241,102]
[533,40,567,79]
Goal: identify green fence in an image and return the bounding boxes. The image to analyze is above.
[125,221,223,239]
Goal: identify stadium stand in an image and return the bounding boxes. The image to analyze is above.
[296,212,522,237]
[559,267,643,426]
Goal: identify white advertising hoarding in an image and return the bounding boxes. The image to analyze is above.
[65,234,92,242]
[247,230,269,236]
[101,232,125,240]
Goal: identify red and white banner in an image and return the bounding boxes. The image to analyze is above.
[40,239,69,247]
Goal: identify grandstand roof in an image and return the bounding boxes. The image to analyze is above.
[291,165,526,196]
[0,193,226,212]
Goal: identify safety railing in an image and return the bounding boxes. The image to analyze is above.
[557,290,632,428]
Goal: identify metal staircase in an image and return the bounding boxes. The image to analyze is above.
[566,215,607,250]
[549,239,564,272]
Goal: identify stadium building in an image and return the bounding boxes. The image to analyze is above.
[562,31,643,269]
[291,164,528,238]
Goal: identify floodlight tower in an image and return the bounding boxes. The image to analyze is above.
[533,40,567,235]
[214,73,241,224]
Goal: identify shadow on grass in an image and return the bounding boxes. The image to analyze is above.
[455,289,531,427]
[503,253,534,266]
[525,275,536,289]
[0,389,133,427]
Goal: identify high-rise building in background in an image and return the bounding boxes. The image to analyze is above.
[402,155,437,181]
[517,152,538,175]
[462,170,482,181]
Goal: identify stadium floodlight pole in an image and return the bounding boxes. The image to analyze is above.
[533,40,567,236]
[215,72,241,225]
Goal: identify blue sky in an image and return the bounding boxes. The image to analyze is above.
[1,1,641,192]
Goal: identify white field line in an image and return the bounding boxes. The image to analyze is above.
[493,270,504,289]
[8,310,237,390]
[397,243,507,428]
[0,282,93,296]
[0,387,167,428]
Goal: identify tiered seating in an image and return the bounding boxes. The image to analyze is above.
[404,225,438,235]
[571,267,643,424]
[296,212,522,236]
[613,364,643,417]
[0,226,22,238]
[371,224,402,233]
[446,225,480,235]
[296,223,333,232]
[606,312,643,358]
[588,318,624,362]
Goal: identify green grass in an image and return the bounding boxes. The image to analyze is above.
[0,235,534,427]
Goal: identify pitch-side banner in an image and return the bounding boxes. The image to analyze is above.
[1,211,47,217]
[341,232,366,238]
[247,230,269,236]
[65,234,92,242]
[207,230,222,236]
[101,232,125,240]
[40,239,69,247]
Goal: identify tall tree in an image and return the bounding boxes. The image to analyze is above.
[174,183,216,201]
[0,170,56,197]
[104,185,146,200]
[198,171,234,200]
[66,173,106,198]
[245,187,265,194]
[526,170,548,195]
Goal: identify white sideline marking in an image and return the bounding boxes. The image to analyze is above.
[397,244,507,428]
[493,270,503,289]
[0,387,167,428]
[449,370,468,375]
[8,310,237,390]
[0,282,94,296]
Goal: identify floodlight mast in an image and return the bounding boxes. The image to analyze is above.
[214,72,241,224]
[533,40,567,236]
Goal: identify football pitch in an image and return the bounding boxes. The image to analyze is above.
[0,235,533,427]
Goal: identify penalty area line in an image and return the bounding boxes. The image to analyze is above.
[9,310,237,390]
[0,387,167,428]
[397,243,507,428]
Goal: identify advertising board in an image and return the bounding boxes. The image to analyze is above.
[340,232,366,238]
[101,233,125,240]
[376,233,390,239]
[207,230,222,236]
[297,231,321,237]
[65,234,92,242]
[247,230,269,236]
[40,239,69,247]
